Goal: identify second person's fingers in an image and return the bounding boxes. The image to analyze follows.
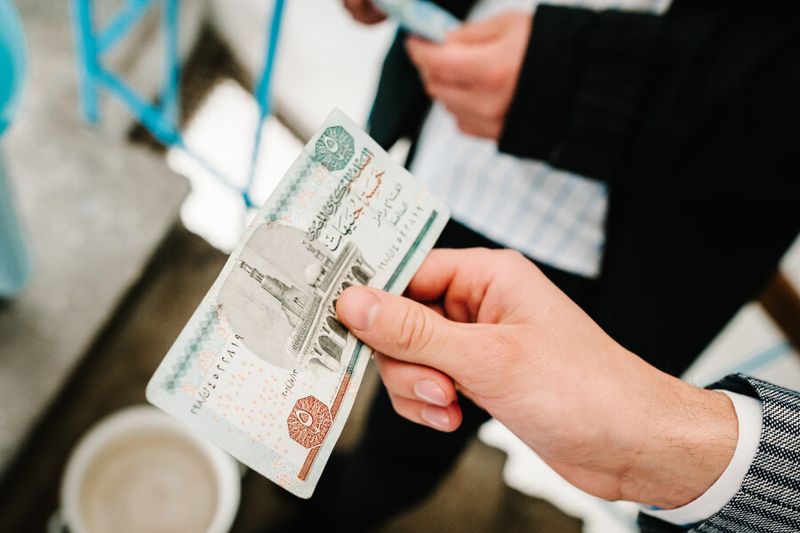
[406,37,484,86]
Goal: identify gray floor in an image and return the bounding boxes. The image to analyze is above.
[0,0,191,475]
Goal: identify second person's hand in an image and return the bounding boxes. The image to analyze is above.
[406,12,532,139]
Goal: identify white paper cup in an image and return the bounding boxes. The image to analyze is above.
[56,405,240,533]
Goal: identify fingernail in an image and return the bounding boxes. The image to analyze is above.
[421,405,451,430]
[340,288,379,331]
[414,380,447,406]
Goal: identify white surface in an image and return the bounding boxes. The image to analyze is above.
[168,80,303,252]
[210,0,396,139]
[171,80,413,253]
[0,2,188,476]
[480,421,640,533]
[683,303,800,389]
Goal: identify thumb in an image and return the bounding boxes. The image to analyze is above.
[336,286,471,375]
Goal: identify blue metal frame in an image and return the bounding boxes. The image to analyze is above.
[70,0,181,145]
[243,0,285,208]
[96,0,153,54]
[69,0,286,208]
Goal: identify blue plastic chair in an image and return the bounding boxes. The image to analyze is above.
[0,0,31,298]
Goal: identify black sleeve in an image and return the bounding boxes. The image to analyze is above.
[498,1,800,183]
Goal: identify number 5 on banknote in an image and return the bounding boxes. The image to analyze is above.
[147,109,449,498]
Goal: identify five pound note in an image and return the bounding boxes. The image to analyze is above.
[146,109,449,498]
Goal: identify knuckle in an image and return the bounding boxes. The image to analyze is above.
[399,410,421,426]
[388,395,418,424]
[397,304,433,355]
[499,248,526,266]
[481,102,503,122]
[414,48,435,68]
[471,246,496,264]
[485,65,509,88]
[427,52,442,68]
[372,351,389,373]
[456,120,479,137]
[387,392,404,415]
[376,357,402,389]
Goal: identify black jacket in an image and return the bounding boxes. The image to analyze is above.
[368,0,800,377]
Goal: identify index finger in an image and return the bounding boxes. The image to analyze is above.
[405,248,499,323]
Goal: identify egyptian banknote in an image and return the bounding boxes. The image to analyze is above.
[147,109,449,498]
[373,0,460,42]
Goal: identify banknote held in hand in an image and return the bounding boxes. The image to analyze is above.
[146,109,449,498]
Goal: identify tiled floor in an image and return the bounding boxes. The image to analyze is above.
[0,0,190,477]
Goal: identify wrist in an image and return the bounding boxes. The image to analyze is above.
[622,377,738,509]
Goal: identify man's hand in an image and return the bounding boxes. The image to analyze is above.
[406,12,532,140]
[343,0,387,24]
[336,249,738,509]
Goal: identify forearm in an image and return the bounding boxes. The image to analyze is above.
[524,358,739,510]
[455,331,739,510]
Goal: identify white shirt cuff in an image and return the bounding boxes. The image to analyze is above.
[640,390,763,527]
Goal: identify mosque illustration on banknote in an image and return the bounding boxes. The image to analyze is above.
[218,223,374,375]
